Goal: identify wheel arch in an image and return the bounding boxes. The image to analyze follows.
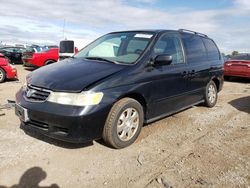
[0,66,6,73]
[44,59,57,65]
[117,92,147,120]
[0,67,6,81]
[211,76,220,91]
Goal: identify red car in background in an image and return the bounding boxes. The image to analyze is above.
[22,47,59,67]
[224,54,250,78]
[0,53,17,83]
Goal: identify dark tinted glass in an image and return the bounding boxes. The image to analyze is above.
[182,34,206,63]
[202,38,220,60]
[60,41,74,53]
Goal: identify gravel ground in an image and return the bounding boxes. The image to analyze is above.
[0,65,249,188]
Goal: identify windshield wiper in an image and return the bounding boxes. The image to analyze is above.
[84,57,119,64]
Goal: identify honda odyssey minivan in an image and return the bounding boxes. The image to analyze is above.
[15,29,224,148]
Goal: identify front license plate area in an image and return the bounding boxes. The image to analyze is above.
[15,104,29,122]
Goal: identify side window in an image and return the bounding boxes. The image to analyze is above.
[202,38,220,61]
[182,34,207,63]
[153,35,184,64]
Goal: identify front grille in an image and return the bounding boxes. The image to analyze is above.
[25,85,51,102]
[27,119,49,131]
[27,119,69,136]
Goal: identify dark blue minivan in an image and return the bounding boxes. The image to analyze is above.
[15,29,224,148]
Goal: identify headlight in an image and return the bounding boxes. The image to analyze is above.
[22,81,27,91]
[47,92,103,106]
[9,64,15,68]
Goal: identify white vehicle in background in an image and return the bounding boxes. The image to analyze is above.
[59,40,78,61]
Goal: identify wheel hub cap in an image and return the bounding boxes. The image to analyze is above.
[208,85,216,104]
[117,108,139,141]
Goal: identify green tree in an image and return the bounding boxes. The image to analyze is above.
[232,51,239,56]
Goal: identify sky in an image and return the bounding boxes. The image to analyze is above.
[0,0,250,54]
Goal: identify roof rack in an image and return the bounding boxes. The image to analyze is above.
[178,29,208,37]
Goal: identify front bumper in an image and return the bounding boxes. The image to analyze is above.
[15,89,111,143]
[4,65,18,79]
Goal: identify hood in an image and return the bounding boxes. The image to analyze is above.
[29,58,126,92]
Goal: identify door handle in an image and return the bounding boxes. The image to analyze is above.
[181,71,189,78]
[182,70,196,79]
[188,70,196,79]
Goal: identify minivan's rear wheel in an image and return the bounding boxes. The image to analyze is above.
[103,98,144,149]
[204,81,217,107]
[0,68,6,83]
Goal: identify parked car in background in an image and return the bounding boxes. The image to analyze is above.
[22,47,59,67]
[0,47,26,64]
[59,40,78,61]
[224,53,250,78]
[0,53,17,83]
[15,29,223,148]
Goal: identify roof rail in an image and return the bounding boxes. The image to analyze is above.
[178,29,208,37]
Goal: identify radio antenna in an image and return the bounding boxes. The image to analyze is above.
[63,19,66,39]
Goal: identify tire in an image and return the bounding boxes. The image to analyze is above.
[103,98,144,149]
[45,60,56,66]
[204,81,218,108]
[0,68,6,83]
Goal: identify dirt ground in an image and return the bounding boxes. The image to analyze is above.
[0,65,249,188]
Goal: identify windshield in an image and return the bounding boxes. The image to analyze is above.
[230,54,250,61]
[75,32,154,64]
[26,46,48,53]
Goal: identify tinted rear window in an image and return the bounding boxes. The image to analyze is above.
[60,41,74,53]
[182,34,206,63]
[202,38,220,61]
[230,54,250,60]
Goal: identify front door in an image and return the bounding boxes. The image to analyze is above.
[146,33,190,120]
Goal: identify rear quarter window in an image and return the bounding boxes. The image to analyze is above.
[182,34,207,63]
[202,38,220,61]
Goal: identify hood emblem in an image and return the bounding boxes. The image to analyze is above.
[26,88,36,98]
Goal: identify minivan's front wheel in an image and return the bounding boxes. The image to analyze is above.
[103,98,144,149]
[204,81,218,108]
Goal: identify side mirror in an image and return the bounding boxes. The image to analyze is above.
[154,54,172,66]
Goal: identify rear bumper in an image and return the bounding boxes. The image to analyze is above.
[15,89,112,143]
[22,58,39,67]
[224,70,250,78]
[224,65,250,78]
